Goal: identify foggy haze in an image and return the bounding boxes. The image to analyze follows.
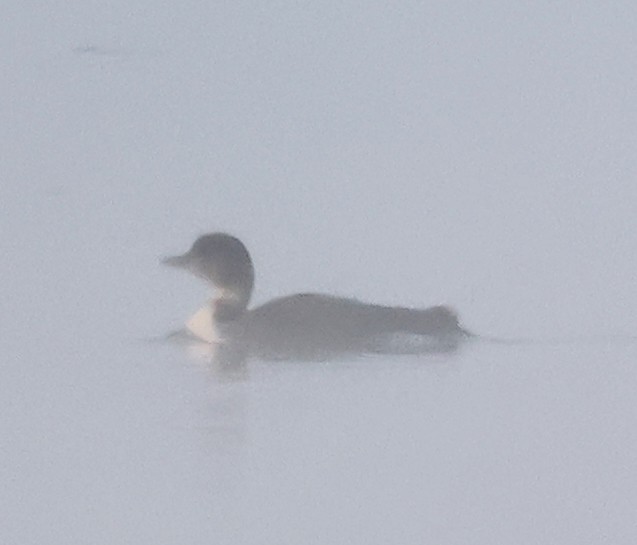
[3,2,637,543]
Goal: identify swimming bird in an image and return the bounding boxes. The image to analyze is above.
[163,233,470,362]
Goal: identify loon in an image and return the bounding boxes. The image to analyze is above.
[163,233,470,362]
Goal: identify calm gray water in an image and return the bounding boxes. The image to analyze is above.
[3,2,637,543]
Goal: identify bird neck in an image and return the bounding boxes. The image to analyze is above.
[212,287,250,322]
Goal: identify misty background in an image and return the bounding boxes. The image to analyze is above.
[2,2,637,544]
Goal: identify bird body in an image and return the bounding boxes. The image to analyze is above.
[163,233,469,362]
